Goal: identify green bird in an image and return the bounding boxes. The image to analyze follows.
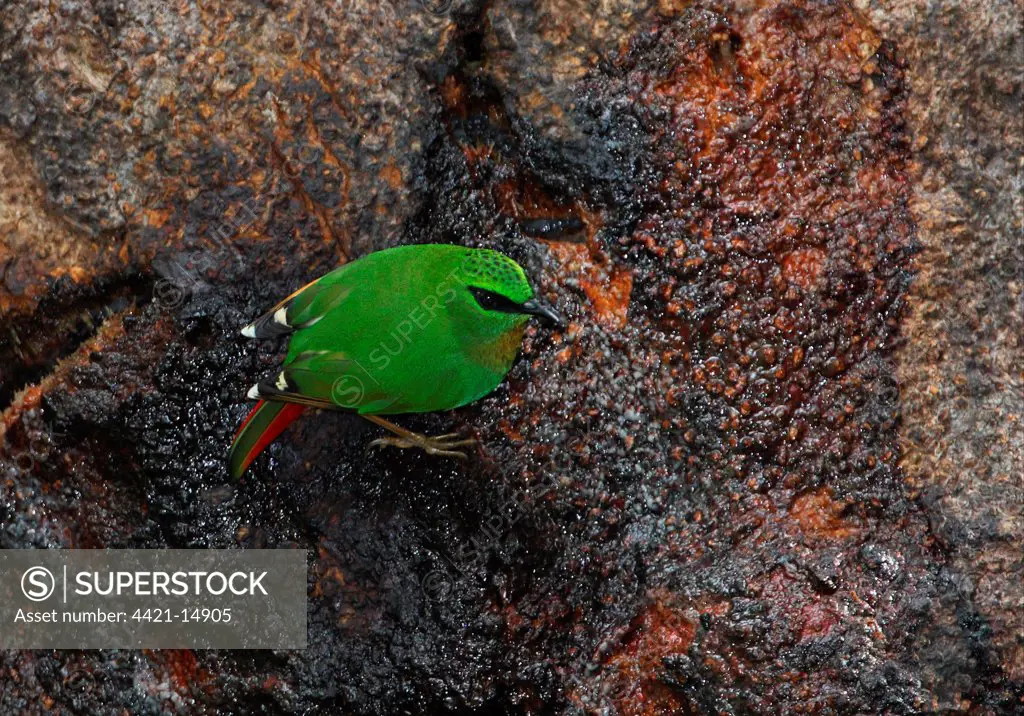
[229,244,564,478]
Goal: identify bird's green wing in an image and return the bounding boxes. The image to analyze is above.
[241,267,353,339]
[249,351,400,414]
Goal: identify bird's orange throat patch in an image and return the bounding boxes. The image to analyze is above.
[469,322,528,375]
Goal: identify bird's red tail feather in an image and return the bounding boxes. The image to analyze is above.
[229,400,306,478]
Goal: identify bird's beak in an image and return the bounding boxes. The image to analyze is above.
[520,298,565,329]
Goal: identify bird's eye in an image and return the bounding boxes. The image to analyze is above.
[469,287,523,314]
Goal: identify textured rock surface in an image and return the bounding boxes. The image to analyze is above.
[0,0,1020,713]
[855,0,1024,691]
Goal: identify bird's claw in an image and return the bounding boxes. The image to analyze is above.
[368,432,476,460]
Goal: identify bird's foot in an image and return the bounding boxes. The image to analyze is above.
[368,431,476,460]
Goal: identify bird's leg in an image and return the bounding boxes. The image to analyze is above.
[361,415,476,459]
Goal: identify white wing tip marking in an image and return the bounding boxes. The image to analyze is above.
[241,324,256,338]
[247,385,261,400]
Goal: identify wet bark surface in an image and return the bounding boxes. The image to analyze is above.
[0,0,1021,713]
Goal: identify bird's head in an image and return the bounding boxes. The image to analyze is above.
[452,249,564,336]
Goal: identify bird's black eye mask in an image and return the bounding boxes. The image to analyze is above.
[468,286,526,314]
[468,286,566,328]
